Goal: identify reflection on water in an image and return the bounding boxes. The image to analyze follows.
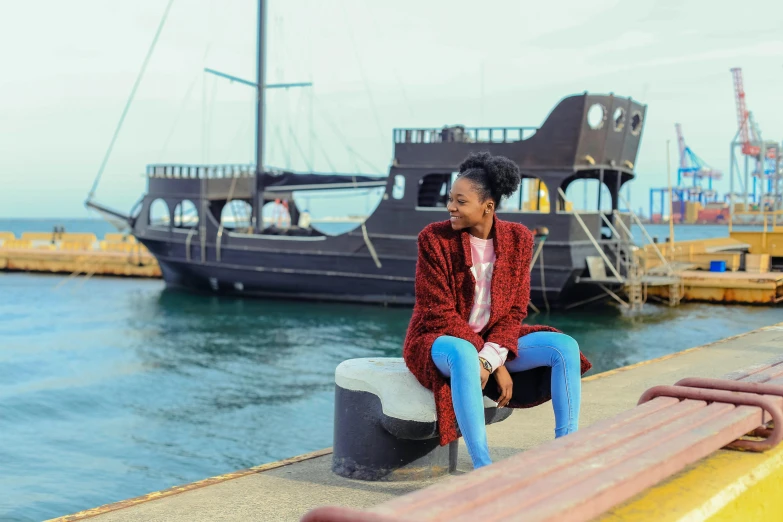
[0,272,780,521]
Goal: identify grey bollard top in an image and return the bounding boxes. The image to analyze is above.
[331,358,512,481]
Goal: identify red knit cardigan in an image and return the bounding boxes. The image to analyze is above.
[403,216,592,446]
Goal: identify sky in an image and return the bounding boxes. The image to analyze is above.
[1,0,782,218]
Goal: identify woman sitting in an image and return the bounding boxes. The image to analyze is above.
[403,151,592,469]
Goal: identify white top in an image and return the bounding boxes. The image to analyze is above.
[467,235,509,372]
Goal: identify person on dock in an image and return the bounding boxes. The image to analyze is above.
[403,151,592,469]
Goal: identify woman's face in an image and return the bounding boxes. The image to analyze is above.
[447,177,494,231]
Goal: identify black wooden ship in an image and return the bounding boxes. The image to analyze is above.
[87,1,647,309]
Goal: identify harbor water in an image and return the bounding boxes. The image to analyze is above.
[1,219,780,521]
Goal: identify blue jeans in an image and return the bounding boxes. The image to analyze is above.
[431,332,582,469]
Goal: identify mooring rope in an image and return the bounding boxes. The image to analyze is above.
[361,223,382,268]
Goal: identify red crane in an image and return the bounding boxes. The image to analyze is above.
[730,67,761,157]
[675,123,687,170]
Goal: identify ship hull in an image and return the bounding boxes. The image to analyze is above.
[146,241,604,309]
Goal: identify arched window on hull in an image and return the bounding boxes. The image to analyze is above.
[173,200,199,228]
[499,177,552,213]
[149,199,170,227]
[560,171,633,240]
[220,200,253,232]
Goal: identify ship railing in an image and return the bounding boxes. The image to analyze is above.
[729,208,783,232]
[393,126,538,145]
[146,164,256,179]
[615,194,683,307]
[616,193,677,276]
[557,188,681,310]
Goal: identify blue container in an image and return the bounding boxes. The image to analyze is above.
[710,260,726,272]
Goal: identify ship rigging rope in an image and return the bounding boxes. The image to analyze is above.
[157,72,199,163]
[273,126,291,169]
[287,88,314,171]
[314,134,337,172]
[338,0,385,140]
[357,0,413,117]
[288,126,313,172]
[311,93,383,174]
[204,74,220,163]
[88,0,176,200]
[361,223,382,269]
[224,172,243,225]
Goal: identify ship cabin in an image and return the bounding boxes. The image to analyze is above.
[136,93,646,252]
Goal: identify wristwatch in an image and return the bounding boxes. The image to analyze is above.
[478,357,492,372]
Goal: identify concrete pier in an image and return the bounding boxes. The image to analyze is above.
[49,322,783,522]
[647,270,783,305]
[0,232,160,278]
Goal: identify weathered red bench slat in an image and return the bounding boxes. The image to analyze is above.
[302,358,783,522]
[496,404,768,522]
[386,398,701,519]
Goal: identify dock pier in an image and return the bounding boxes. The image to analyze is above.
[49,323,783,522]
[0,232,160,279]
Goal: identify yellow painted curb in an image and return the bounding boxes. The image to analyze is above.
[46,447,332,521]
[600,443,783,521]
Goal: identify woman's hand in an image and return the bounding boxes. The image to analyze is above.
[480,366,491,390]
[494,365,513,408]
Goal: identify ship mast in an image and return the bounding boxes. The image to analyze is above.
[256,0,267,173]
